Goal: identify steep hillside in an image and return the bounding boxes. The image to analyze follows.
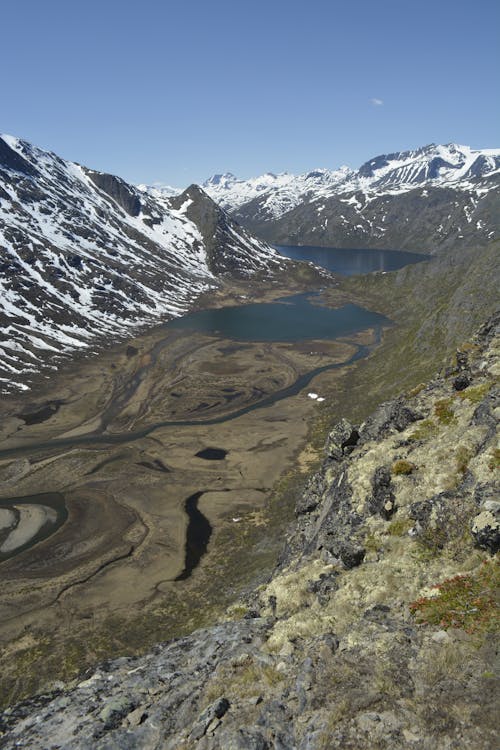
[1,313,497,750]
[203,144,500,251]
[0,136,281,394]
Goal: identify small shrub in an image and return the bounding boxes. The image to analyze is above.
[364,532,383,553]
[434,399,457,425]
[391,459,417,476]
[409,560,499,634]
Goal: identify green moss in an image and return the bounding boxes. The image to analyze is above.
[409,560,499,634]
[458,382,493,403]
[488,448,500,472]
[434,398,457,425]
[387,518,413,536]
[409,418,439,442]
[226,604,249,620]
[391,459,417,475]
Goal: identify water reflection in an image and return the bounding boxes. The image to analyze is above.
[276,245,428,276]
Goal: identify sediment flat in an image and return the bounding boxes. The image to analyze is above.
[0,277,386,698]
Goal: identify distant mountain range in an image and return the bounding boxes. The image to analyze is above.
[0,135,280,394]
[200,144,500,250]
[2,137,499,394]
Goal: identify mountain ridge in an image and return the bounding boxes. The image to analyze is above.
[198,143,500,251]
[0,135,281,395]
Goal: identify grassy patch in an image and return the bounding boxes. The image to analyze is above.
[409,560,499,634]
[434,398,457,425]
[202,658,285,706]
[458,382,493,403]
[407,382,427,397]
[409,418,439,442]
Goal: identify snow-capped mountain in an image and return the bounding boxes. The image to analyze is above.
[204,167,353,218]
[0,135,280,394]
[203,144,500,250]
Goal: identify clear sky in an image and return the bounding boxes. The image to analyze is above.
[2,0,499,186]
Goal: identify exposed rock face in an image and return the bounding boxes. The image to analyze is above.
[325,418,359,460]
[170,184,277,276]
[1,315,498,749]
[87,171,142,216]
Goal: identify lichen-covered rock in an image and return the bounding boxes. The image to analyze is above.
[369,466,396,519]
[471,510,500,553]
[295,473,325,516]
[360,398,422,440]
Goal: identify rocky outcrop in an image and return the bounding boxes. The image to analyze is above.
[1,314,498,749]
[87,171,142,216]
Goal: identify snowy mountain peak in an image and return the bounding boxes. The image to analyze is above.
[0,137,280,394]
[204,172,238,187]
[203,143,500,227]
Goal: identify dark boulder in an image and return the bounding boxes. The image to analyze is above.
[326,418,359,460]
[453,372,470,391]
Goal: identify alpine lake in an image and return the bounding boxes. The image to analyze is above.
[0,245,428,699]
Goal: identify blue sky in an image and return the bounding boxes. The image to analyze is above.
[2,0,499,186]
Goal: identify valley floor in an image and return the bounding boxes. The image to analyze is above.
[0,271,380,705]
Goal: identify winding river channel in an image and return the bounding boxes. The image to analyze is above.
[0,294,391,461]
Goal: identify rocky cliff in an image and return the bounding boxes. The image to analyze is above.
[1,314,497,749]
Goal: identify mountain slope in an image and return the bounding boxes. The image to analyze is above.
[203,144,500,251]
[0,136,280,394]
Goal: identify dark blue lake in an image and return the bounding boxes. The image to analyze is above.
[168,293,390,342]
[276,245,428,276]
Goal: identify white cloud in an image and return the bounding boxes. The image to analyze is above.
[370,98,384,106]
